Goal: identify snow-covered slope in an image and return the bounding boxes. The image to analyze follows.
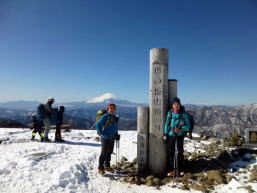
[0,129,257,193]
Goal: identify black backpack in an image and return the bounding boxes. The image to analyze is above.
[37,104,45,121]
[187,113,195,134]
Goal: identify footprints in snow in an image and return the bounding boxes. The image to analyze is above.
[59,163,89,190]
[0,161,17,175]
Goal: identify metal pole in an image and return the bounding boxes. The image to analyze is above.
[115,140,118,166]
[172,136,179,185]
[118,140,120,162]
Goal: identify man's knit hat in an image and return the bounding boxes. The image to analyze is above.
[108,103,116,109]
[48,97,55,102]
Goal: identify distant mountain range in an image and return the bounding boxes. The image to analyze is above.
[0,94,256,138]
[0,93,146,111]
[0,93,140,130]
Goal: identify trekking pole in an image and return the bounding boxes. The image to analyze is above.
[88,121,96,130]
[117,140,120,162]
[175,136,179,184]
[172,136,176,184]
[172,135,179,185]
[115,140,118,165]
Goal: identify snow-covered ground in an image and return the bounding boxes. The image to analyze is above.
[0,128,256,193]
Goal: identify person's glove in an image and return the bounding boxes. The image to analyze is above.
[163,134,168,143]
[115,133,120,141]
[174,128,183,133]
[101,134,108,140]
[179,119,185,127]
[115,116,119,122]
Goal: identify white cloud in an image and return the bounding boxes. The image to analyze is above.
[86,93,118,103]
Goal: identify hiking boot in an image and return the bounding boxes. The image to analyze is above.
[105,166,114,173]
[55,138,65,142]
[43,137,51,142]
[167,170,179,177]
[167,170,184,177]
[98,169,105,175]
[55,137,60,142]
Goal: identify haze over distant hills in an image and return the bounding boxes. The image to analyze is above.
[0,93,146,110]
[0,93,256,138]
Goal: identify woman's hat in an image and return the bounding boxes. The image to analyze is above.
[171,97,181,106]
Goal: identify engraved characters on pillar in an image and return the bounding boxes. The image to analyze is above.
[152,65,164,133]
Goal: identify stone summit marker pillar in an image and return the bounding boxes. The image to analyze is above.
[137,107,149,174]
[149,48,169,176]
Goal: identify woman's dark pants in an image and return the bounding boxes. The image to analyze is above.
[167,135,185,171]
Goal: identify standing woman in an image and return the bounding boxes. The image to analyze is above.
[163,97,190,176]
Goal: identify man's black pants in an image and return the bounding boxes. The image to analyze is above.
[98,138,115,170]
[55,124,62,140]
[167,135,185,171]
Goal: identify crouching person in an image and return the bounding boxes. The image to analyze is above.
[96,103,120,175]
[31,113,44,141]
[163,97,190,176]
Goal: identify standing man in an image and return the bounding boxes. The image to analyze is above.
[43,97,55,142]
[96,103,120,175]
[55,105,65,142]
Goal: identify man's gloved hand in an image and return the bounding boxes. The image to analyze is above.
[115,133,120,141]
[101,134,108,140]
[115,116,119,122]
[163,134,168,143]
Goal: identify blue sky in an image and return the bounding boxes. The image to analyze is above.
[0,0,256,105]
